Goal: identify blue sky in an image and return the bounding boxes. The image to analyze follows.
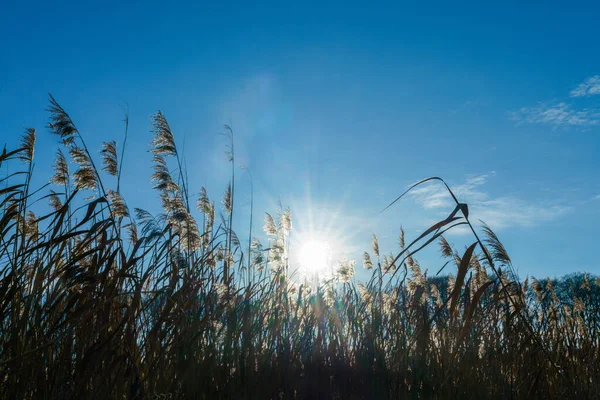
[1,1,599,279]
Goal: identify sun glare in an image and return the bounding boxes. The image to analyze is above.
[299,240,331,275]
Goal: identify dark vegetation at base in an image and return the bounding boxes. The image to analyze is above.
[0,96,598,399]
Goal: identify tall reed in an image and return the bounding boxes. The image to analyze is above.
[0,96,597,399]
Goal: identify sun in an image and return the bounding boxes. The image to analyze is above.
[299,239,331,276]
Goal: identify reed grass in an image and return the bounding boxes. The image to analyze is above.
[0,95,598,399]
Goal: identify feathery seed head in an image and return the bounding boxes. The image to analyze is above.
[372,234,380,257]
[150,111,177,156]
[222,183,232,215]
[51,149,69,186]
[337,258,355,283]
[280,208,292,234]
[49,190,63,211]
[47,94,78,145]
[101,141,118,176]
[107,190,128,218]
[363,252,373,270]
[197,187,212,214]
[263,213,277,235]
[19,128,36,163]
[72,166,97,191]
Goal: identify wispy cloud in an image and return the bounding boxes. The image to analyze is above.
[410,174,492,210]
[512,102,600,128]
[409,174,570,234]
[512,74,600,129]
[570,75,600,98]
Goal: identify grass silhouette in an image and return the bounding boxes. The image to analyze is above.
[0,95,598,399]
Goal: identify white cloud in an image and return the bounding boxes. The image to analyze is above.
[513,74,600,129]
[408,174,570,234]
[409,173,492,209]
[570,75,600,98]
[512,102,600,128]
[470,198,568,230]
